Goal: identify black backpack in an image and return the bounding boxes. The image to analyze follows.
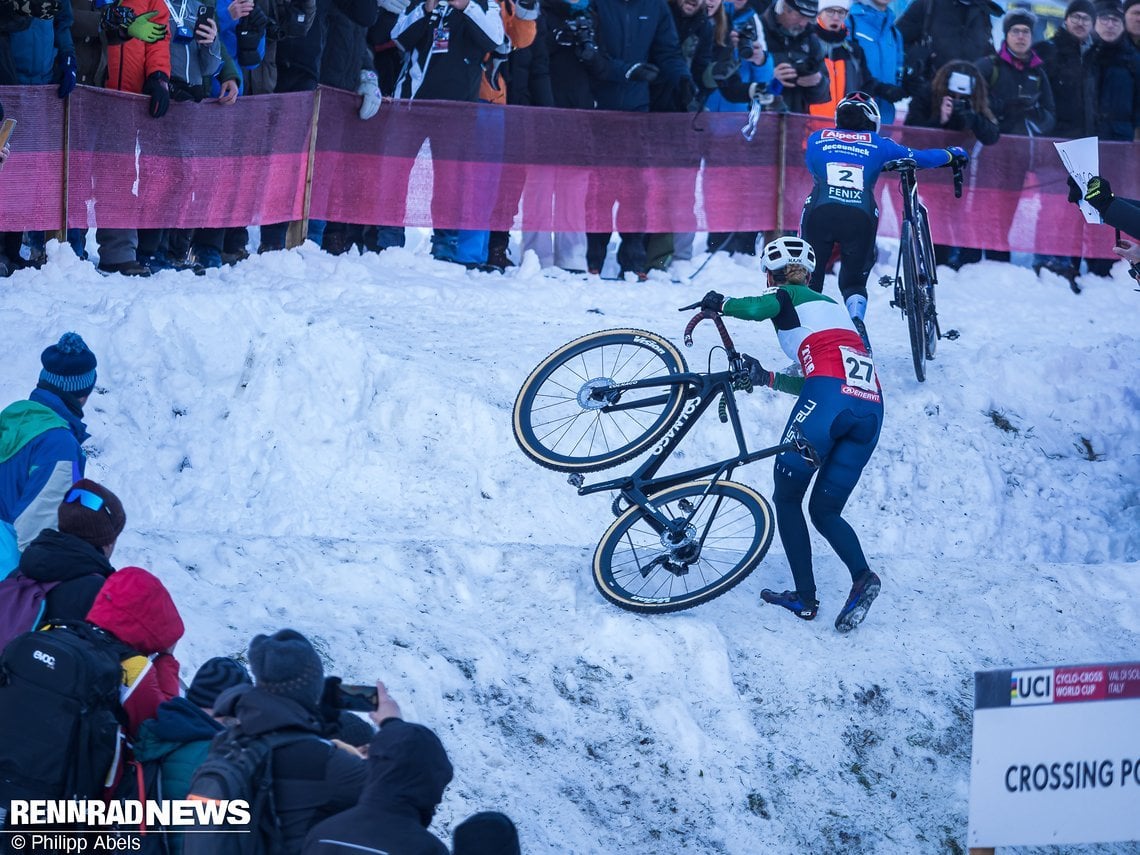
[0,621,128,810]
[183,728,315,855]
[107,757,171,855]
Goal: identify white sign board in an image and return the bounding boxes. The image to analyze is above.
[1053,136,1101,224]
[968,661,1140,848]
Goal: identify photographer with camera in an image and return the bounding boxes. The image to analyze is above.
[905,60,998,270]
[896,0,1001,96]
[759,0,829,114]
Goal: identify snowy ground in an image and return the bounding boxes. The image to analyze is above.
[2,233,1138,854]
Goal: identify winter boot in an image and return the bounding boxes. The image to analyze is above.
[98,260,152,277]
[760,589,819,621]
[834,570,881,633]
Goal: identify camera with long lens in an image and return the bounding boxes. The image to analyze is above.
[793,59,815,76]
[736,20,757,60]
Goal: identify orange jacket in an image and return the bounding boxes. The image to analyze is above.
[105,0,171,94]
[478,0,537,105]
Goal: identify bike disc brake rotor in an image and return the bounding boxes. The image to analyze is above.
[578,377,617,410]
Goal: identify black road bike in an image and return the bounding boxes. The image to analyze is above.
[879,157,965,382]
[512,311,817,614]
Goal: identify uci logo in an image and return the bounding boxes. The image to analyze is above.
[33,649,56,669]
[1010,669,1053,706]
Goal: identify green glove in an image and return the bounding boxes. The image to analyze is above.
[127,10,167,43]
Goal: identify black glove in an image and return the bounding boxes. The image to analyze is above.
[741,354,773,389]
[699,290,725,313]
[143,70,170,119]
[625,62,659,83]
[1067,175,1083,204]
[873,81,906,103]
[1084,176,1113,214]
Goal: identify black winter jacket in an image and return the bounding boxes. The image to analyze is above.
[1102,194,1140,241]
[16,528,115,625]
[905,85,1001,145]
[649,4,710,112]
[321,0,379,91]
[393,0,502,101]
[975,46,1055,137]
[301,718,453,855]
[1033,27,1097,139]
[215,687,367,855]
[1089,35,1140,141]
[541,0,601,109]
[896,0,1000,84]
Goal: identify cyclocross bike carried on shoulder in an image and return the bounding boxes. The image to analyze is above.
[879,157,965,383]
[512,311,817,615]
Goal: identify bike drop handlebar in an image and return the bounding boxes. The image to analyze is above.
[883,156,966,199]
[680,309,741,365]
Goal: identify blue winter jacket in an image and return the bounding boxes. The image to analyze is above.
[593,0,690,111]
[0,388,88,576]
[848,1,902,125]
[7,0,75,84]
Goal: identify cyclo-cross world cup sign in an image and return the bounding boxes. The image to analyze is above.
[968,661,1140,848]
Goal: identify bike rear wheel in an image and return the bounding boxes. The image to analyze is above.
[513,329,689,473]
[900,222,927,382]
[593,480,775,614]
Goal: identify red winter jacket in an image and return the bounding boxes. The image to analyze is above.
[104,0,172,94]
[86,565,184,737]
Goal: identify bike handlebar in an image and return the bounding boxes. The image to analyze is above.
[883,157,966,198]
[680,310,739,360]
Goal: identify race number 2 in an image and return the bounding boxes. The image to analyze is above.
[826,162,864,191]
[839,346,876,392]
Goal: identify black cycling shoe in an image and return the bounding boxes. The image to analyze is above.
[835,570,881,633]
[761,588,819,621]
[852,316,872,354]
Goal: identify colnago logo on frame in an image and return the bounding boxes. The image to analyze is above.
[1010,668,1054,705]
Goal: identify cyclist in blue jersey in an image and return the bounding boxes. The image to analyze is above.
[800,90,969,349]
[697,236,883,632]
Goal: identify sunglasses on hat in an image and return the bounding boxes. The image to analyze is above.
[65,488,110,515]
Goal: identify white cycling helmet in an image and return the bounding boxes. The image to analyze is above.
[761,236,816,276]
[835,91,881,134]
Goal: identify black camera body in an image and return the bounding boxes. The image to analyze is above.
[554,13,598,63]
[793,59,815,77]
[736,21,757,60]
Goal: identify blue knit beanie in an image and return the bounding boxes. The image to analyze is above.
[40,333,97,397]
[248,629,325,707]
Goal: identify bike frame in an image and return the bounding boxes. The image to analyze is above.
[575,313,798,538]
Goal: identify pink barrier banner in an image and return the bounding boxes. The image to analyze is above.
[0,86,65,231]
[1,84,1137,256]
[66,87,313,230]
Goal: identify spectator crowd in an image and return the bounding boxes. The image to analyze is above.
[0,0,1137,278]
[0,333,520,853]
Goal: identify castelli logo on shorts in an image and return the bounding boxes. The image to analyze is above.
[33,649,56,669]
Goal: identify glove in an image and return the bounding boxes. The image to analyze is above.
[946,146,969,167]
[243,4,268,31]
[57,51,77,98]
[143,70,170,118]
[625,62,659,83]
[875,82,906,103]
[699,290,725,313]
[127,10,168,42]
[1083,176,1113,214]
[357,69,381,120]
[741,354,774,388]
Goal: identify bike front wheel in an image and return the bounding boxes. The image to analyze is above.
[900,222,927,382]
[593,480,775,614]
[513,329,689,473]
